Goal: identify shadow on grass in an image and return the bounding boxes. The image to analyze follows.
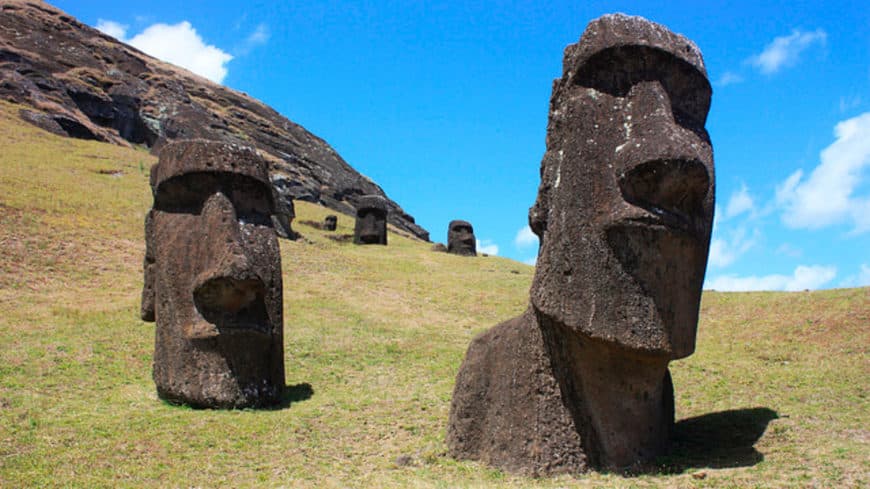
[159,383,314,410]
[278,382,314,408]
[657,407,779,472]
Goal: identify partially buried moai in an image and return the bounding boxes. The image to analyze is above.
[353,195,388,245]
[141,140,285,408]
[447,220,476,256]
[324,215,337,231]
[447,14,715,475]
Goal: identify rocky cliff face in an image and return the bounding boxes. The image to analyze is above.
[0,0,429,240]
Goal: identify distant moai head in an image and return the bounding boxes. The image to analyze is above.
[141,139,285,408]
[324,215,338,231]
[353,195,388,245]
[528,14,715,360]
[447,220,476,256]
[272,191,297,240]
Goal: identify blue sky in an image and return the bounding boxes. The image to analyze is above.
[55,1,870,291]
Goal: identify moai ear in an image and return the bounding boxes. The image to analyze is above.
[140,210,156,322]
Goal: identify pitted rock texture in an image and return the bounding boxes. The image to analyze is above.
[142,140,285,408]
[0,0,429,241]
[447,220,476,256]
[447,13,714,475]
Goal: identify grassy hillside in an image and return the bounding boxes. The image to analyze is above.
[0,99,867,488]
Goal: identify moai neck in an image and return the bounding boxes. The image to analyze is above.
[538,314,672,471]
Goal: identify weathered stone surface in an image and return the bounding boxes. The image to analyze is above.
[324,215,337,231]
[447,13,714,475]
[0,0,429,241]
[271,189,298,240]
[447,220,476,256]
[353,195,388,245]
[141,139,285,408]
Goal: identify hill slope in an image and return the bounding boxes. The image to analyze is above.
[0,100,867,487]
[0,0,429,240]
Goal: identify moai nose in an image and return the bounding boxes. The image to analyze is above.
[200,191,252,278]
[628,81,675,124]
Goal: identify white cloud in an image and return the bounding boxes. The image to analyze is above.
[749,29,827,75]
[95,19,128,40]
[706,265,836,291]
[127,22,232,83]
[840,95,862,113]
[838,264,870,288]
[523,256,537,266]
[477,239,499,256]
[477,241,499,255]
[715,71,744,87]
[235,23,270,56]
[97,19,233,84]
[247,23,270,45]
[724,184,755,220]
[514,225,538,249]
[708,226,758,268]
[776,112,870,233]
[775,243,803,258]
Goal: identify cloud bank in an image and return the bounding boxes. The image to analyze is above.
[706,265,836,291]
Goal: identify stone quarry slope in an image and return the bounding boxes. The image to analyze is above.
[0,0,429,240]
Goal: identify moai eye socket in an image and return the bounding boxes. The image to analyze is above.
[573,46,712,133]
[153,173,220,214]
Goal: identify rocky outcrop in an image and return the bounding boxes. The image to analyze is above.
[0,0,429,240]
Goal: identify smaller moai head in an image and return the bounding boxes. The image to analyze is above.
[529,14,715,361]
[447,220,476,256]
[272,192,297,240]
[324,215,338,231]
[353,195,388,245]
[141,139,285,408]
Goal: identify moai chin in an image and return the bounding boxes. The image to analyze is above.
[141,139,285,408]
[447,220,476,256]
[447,14,715,475]
[324,215,338,231]
[353,195,388,245]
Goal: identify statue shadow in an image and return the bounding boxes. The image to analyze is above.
[655,407,778,473]
[274,382,314,409]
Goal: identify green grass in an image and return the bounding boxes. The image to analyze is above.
[1,99,868,488]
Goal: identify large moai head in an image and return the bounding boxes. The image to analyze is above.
[324,215,338,231]
[141,140,285,408]
[353,195,388,245]
[529,14,715,360]
[447,220,476,256]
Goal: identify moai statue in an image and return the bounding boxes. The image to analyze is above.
[353,195,388,245]
[447,220,476,256]
[324,215,338,231]
[272,191,298,240]
[141,140,285,408]
[447,14,715,475]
